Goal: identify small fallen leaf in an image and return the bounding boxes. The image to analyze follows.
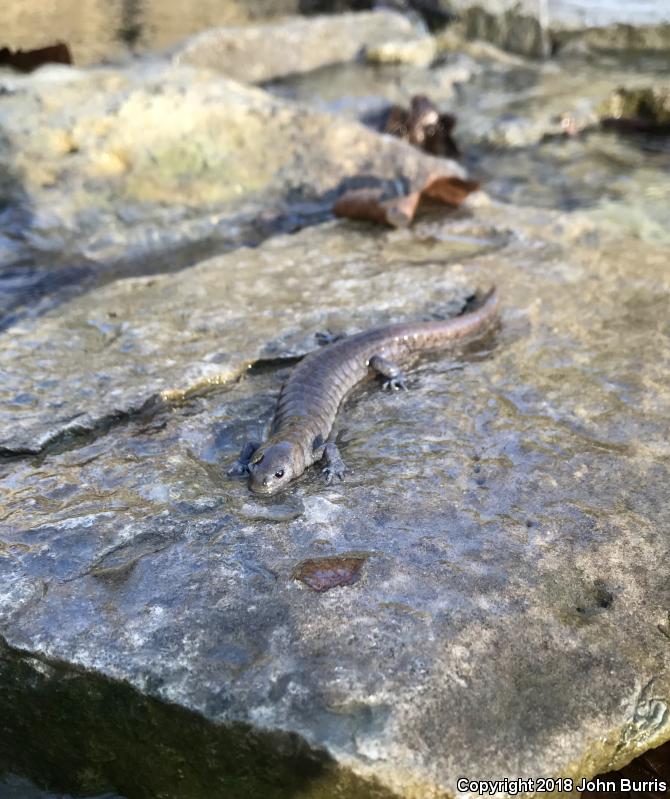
[421,175,479,206]
[333,174,479,228]
[331,188,390,226]
[292,555,368,592]
[0,43,72,73]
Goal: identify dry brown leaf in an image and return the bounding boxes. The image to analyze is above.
[292,556,367,592]
[422,175,480,206]
[0,43,72,72]
[333,174,479,228]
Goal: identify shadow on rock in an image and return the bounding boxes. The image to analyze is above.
[0,126,97,332]
[0,638,398,799]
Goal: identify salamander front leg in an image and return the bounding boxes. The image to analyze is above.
[321,442,346,484]
[369,355,407,391]
[227,440,261,476]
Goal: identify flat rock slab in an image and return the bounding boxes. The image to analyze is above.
[1,206,669,797]
[173,11,427,83]
[0,218,492,455]
[0,61,460,325]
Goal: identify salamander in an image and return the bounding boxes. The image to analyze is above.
[229,288,499,494]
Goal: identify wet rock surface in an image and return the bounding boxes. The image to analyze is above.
[0,219,483,455]
[1,203,670,797]
[2,8,670,799]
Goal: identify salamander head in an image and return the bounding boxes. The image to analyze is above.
[248,441,296,495]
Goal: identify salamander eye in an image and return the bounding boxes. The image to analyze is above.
[274,469,284,479]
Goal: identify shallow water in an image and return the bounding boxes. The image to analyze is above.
[268,52,670,242]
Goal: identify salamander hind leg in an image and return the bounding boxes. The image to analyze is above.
[369,354,407,391]
[321,442,346,484]
[227,440,261,476]
[315,329,347,346]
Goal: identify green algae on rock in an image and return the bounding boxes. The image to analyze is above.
[598,86,670,131]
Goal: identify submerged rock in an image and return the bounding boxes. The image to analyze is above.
[293,555,369,592]
[598,86,670,131]
[365,36,437,67]
[173,11,428,83]
[1,204,669,797]
[0,60,461,326]
[437,0,670,57]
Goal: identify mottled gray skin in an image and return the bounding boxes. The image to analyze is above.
[232,289,499,494]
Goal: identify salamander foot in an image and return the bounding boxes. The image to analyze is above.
[321,442,346,483]
[315,329,347,346]
[383,375,407,390]
[369,355,407,391]
[227,440,261,476]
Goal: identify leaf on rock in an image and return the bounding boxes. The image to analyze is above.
[292,555,367,592]
[333,174,479,228]
[0,43,72,72]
